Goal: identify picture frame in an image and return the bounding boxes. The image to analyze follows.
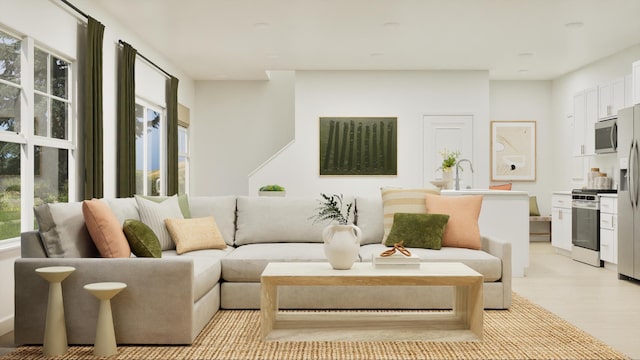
[319,117,397,176]
[490,121,536,181]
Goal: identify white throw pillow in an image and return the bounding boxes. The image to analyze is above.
[135,195,184,250]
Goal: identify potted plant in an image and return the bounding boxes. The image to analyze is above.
[258,184,286,197]
[310,194,361,270]
[439,149,460,185]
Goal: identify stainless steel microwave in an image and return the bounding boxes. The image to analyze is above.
[595,118,617,154]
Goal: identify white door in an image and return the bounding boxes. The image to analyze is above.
[423,115,473,189]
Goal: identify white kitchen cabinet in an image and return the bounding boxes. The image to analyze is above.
[598,77,626,119]
[599,195,618,264]
[552,193,572,252]
[633,60,640,105]
[572,88,597,156]
[625,74,633,107]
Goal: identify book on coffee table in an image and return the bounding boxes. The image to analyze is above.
[372,253,420,269]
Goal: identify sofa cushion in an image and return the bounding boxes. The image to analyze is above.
[354,196,384,245]
[163,248,233,302]
[123,219,162,258]
[235,196,330,245]
[135,195,184,250]
[425,194,483,250]
[105,197,139,225]
[360,244,502,282]
[188,196,237,246]
[384,213,449,250]
[82,199,131,258]
[221,243,331,282]
[380,187,440,244]
[34,202,99,258]
[165,217,227,255]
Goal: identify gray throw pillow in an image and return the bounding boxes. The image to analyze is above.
[34,202,99,258]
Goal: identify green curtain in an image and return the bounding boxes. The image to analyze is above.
[83,17,104,200]
[116,42,137,198]
[166,76,179,195]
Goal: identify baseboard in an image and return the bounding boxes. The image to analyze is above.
[0,315,14,337]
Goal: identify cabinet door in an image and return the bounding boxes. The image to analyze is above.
[598,82,612,119]
[612,77,625,116]
[573,91,586,156]
[626,74,633,107]
[584,87,597,156]
[601,228,614,263]
[552,207,572,251]
[633,60,640,105]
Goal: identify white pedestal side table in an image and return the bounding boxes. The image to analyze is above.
[35,266,76,357]
[84,282,127,357]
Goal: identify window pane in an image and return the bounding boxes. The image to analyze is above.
[146,108,160,196]
[51,99,67,139]
[178,155,187,195]
[34,48,47,92]
[0,141,21,240]
[34,146,68,204]
[51,56,68,99]
[0,31,20,84]
[135,104,144,194]
[34,93,47,136]
[0,83,20,132]
[178,127,188,153]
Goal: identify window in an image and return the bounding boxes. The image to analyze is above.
[178,126,189,194]
[135,100,164,196]
[0,28,75,241]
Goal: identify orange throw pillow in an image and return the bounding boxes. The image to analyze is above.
[424,194,483,249]
[82,199,131,258]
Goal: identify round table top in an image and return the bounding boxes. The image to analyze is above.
[84,282,127,300]
[35,266,76,282]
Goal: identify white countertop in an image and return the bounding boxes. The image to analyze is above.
[552,190,572,195]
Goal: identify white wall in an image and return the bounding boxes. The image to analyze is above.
[0,0,196,336]
[550,44,640,193]
[490,81,552,215]
[248,70,490,197]
[192,71,295,195]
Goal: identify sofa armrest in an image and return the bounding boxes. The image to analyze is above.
[15,257,196,345]
[480,235,512,308]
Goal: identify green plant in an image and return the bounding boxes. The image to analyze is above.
[309,193,353,225]
[259,184,285,191]
[440,149,460,170]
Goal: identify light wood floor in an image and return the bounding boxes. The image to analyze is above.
[513,242,640,359]
[2,242,639,358]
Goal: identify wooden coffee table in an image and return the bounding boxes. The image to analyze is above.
[260,262,483,341]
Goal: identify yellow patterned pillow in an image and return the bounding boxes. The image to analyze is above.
[380,187,440,243]
[165,216,227,255]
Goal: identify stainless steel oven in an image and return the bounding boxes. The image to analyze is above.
[571,190,603,267]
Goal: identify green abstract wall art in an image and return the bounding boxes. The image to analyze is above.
[319,117,397,176]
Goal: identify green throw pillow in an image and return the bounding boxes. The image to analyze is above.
[529,196,541,216]
[123,219,162,258]
[139,194,191,218]
[384,213,449,250]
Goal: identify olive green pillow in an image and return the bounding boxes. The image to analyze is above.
[123,219,162,258]
[384,213,450,250]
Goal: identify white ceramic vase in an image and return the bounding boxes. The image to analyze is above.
[442,168,454,189]
[322,224,362,270]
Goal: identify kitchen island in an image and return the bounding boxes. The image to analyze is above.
[442,189,529,277]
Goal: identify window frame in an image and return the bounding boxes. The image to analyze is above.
[0,28,76,242]
[134,97,166,196]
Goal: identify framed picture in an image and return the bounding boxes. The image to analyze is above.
[319,117,397,175]
[490,121,536,181]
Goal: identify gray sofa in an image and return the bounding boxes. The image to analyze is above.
[14,195,511,345]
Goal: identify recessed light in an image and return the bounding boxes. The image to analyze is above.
[383,22,400,29]
[518,52,534,58]
[518,69,529,74]
[564,21,584,29]
[253,22,271,30]
[370,52,384,57]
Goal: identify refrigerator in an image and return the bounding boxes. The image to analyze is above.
[618,104,640,281]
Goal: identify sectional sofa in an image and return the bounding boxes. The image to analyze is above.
[14,194,512,345]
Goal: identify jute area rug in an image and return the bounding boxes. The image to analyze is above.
[2,293,628,360]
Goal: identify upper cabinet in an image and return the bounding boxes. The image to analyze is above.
[573,87,597,156]
[598,77,626,119]
[633,60,640,105]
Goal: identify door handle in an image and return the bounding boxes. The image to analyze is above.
[629,141,635,209]
[635,140,640,208]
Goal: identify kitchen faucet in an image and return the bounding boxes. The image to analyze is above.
[455,159,474,190]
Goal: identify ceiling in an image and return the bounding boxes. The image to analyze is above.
[91,0,640,81]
